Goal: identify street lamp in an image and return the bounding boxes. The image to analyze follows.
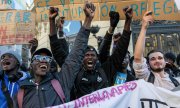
[90,25,100,38]
[90,25,103,50]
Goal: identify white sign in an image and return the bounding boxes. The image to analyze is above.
[50,80,180,108]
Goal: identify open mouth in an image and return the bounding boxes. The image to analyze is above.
[40,65,48,70]
[87,60,93,67]
[2,61,11,67]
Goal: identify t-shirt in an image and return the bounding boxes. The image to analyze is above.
[114,72,127,85]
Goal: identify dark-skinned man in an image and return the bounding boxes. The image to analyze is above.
[100,7,135,85]
[0,50,30,108]
[13,1,96,107]
[70,7,133,99]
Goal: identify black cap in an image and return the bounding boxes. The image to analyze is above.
[32,48,52,58]
[85,45,98,56]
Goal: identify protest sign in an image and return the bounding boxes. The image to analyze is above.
[148,0,180,20]
[69,3,100,20]
[100,0,147,20]
[36,0,147,21]
[0,0,12,9]
[0,0,27,10]
[34,0,69,8]
[34,0,101,7]
[0,10,35,45]
[49,80,180,108]
[36,3,99,22]
[69,0,102,4]
[36,5,71,22]
[35,0,180,21]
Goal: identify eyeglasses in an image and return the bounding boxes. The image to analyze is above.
[32,55,52,63]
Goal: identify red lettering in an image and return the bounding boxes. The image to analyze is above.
[111,87,120,95]
[92,93,102,103]
[74,98,86,108]
[0,26,7,37]
[128,81,137,91]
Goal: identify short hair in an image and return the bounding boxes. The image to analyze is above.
[85,45,98,56]
[164,52,176,63]
[146,49,164,63]
[177,54,180,66]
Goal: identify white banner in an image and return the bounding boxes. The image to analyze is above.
[49,80,180,108]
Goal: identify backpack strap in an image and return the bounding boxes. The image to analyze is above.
[51,79,65,103]
[148,72,180,87]
[17,88,24,108]
[169,75,180,87]
[147,72,155,84]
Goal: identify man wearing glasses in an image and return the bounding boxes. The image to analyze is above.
[13,1,96,107]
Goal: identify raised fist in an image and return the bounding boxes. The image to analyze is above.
[83,1,96,21]
[49,7,59,20]
[109,11,120,27]
[123,6,133,20]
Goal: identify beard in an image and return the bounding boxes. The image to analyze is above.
[150,67,164,73]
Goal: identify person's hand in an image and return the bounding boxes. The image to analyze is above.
[29,38,38,53]
[49,7,59,21]
[83,1,96,21]
[123,6,133,20]
[29,38,38,48]
[56,16,65,31]
[109,11,120,28]
[142,11,154,29]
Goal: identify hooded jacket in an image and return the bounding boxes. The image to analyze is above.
[0,70,29,108]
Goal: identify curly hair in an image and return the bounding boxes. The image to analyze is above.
[164,52,176,63]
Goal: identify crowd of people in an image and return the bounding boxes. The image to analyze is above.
[0,1,180,108]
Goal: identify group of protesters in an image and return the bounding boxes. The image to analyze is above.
[0,1,180,108]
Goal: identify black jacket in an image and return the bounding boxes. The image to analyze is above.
[73,64,108,99]
[100,30,133,85]
[72,30,132,99]
[165,64,180,77]
[13,27,91,108]
[49,31,69,67]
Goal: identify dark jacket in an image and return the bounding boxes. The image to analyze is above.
[100,30,133,85]
[73,64,108,98]
[49,31,69,67]
[0,71,29,108]
[165,64,180,77]
[71,30,132,99]
[13,27,91,108]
